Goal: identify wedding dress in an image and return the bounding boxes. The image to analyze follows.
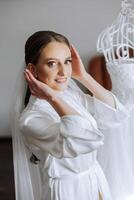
[97,1,134,200]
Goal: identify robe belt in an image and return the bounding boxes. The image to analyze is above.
[48,161,98,199]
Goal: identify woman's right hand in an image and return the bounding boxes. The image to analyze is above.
[24,69,58,101]
[24,69,79,116]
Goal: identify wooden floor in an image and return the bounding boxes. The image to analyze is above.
[0,138,15,200]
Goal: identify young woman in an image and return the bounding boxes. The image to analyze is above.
[12,31,127,200]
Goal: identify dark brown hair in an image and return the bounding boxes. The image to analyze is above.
[24,30,71,106]
[25,30,70,65]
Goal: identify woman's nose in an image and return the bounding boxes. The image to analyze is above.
[58,64,67,76]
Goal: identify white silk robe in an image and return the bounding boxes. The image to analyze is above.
[19,81,127,200]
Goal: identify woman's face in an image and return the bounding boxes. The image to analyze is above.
[35,41,72,91]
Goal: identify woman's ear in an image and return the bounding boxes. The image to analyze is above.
[27,63,38,78]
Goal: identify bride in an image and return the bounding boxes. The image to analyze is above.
[12,30,127,200]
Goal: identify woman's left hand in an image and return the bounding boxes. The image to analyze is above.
[71,45,87,80]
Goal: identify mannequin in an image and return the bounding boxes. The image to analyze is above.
[97,1,134,200]
[97,0,134,64]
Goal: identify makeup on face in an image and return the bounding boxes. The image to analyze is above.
[35,41,72,91]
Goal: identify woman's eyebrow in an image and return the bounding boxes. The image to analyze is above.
[42,58,58,63]
[66,56,72,60]
[44,56,72,62]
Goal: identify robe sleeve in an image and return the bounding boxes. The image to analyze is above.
[77,90,129,130]
[19,109,104,159]
[93,92,129,129]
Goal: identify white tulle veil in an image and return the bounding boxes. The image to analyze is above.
[11,64,80,200]
[11,64,42,200]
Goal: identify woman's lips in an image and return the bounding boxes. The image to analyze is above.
[55,78,67,83]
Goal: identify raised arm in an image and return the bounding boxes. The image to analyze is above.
[24,69,80,117]
[19,109,104,159]
[71,46,115,108]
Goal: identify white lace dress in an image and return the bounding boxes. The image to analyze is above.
[97,62,134,200]
[19,80,127,200]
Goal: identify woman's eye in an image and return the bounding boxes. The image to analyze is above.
[65,59,72,65]
[47,61,57,67]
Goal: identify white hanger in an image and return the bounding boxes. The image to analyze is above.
[97,0,134,65]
